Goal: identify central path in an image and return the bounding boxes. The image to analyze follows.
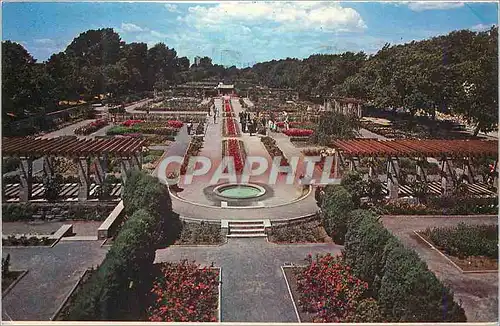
[155,238,342,322]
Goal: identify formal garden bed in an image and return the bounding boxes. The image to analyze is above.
[222,139,246,174]
[148,261,220,322]
[2,202,116,222]
[3,235,56,247]
[269,219,331,244]
[261,136,288,166]
[416,223,498,271]
[222,118,241,137]
[378,196,498,215]
[283,254,382,322]
[175,222,224,245]
[180,136,204,175]
[53,268,96,320]
[74,119,108,135]
[2,254,28,296]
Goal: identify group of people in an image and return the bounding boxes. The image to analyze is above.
[208,104,218,123]
[239,111,257,135]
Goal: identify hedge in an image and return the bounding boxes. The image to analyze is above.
[326,183,468,322]
[65,170,177,320]
[320,185,354,244]
[343,210,392,296]
[377,239,466,322]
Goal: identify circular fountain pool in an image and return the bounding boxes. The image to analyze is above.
[213,183,266,199]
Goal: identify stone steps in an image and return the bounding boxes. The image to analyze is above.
[223,219,270,238]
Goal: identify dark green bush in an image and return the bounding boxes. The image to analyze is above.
[346,298,384,322]
[321,185,354,244]
[340,171,364,206]
[2,203,37,221]
[343,210,391,296]
[66,209,158,320]
[378,240,466,322]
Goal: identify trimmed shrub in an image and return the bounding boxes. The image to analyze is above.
[66,209,158,320]
[346,298,384,323]
[377,241,466,322]
[343,210,391,296]
[321,185,354,244]
[340,171,364,207]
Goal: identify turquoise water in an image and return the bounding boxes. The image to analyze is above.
[219,185,262,199]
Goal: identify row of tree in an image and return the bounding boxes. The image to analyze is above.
[2,26,498,134]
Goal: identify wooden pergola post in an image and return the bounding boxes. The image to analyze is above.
[43,156,55,179]
[76,157,90,201]
[120,157,131,185]
[440,157,456,195]
[94,156,106,185]
[463,157,475,184]
[416,158,428,184]
[368,157,378,180]
[333,151,340,179]
[387,157,400,200]
[19,157,33,202]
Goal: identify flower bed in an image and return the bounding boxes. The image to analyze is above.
[269,219,331,243]
[285,254,382,322]
[167,120,184,128]
[74,119,108,135]
[148,261,219,322]
[283,128,314,137]
[222,139,246,174]
[380,196,498,215]
[122,119,144,127]
[175,222,224,245]
[301,148,336,175]
[418,223,498,271]
[261,136,288,166]
[224,100,233,113]
[107,124,178,136]
[180,136,204,175]
[222,118,240,137]
[3,235,56,247]
[276,121,315,130]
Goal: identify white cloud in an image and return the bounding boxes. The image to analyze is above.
[182,2,366,33]
[34,38,55,45]
[165,4,179,12]
[121,22,147,33]
[150,30,168,38]
[471,23,496,31]
[406,2,464,12]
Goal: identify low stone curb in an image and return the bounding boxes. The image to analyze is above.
[281,265,301,323]
[172,238,228,248]
[50,269,91,320]
[2,224,73,248]
[413,230,497,274]
[2,270,28,298]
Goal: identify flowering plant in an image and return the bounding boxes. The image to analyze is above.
[74,119,108,135]
[295,253,369,322]
[148,260,219,322]
[223,118,241,137]
[223,139,246,173]
[167,120,184,129]
[283,128,314,137]
[122,119,144,127]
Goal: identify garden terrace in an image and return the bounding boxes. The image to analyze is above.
[330,139,498,199]
[2,137,144,202]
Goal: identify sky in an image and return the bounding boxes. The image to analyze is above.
[2,1,498,67]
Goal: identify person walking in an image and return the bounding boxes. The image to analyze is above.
[187,120,193,135]
[241,115,247,133]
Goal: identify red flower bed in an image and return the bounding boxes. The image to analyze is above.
[122,119,144,127]
[167,120,184,129]
[223,118,240,137]
[295,253,368,322]
[283,128,314,137]
[148,260,219,322]
[224,100,232,113]
[224,139,246,173]
[74,119,108,135]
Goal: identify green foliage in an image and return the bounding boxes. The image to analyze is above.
[378,241,466,322]
[311,111,360,145]
[96,176,116,200]
[340,171,364,206]
[423,223,498,259]
[343,210,391,296]
[2,157,20,174]
[320,185,354,244]
[66,209,158,320]
[346,298,384,323]
[43,174,64,201]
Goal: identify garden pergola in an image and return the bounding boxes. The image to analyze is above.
[331,139,498,199]
[2,137,144,202]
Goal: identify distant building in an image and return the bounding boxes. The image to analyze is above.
[325,97,363,118]
[217,82,235,96]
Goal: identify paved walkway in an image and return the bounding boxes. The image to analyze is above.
[2,241,108,321]
[155,238,342,322]
[382,215,498,322]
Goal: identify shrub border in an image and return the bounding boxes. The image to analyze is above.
[2,270,28,298]
[413,230,498,274]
